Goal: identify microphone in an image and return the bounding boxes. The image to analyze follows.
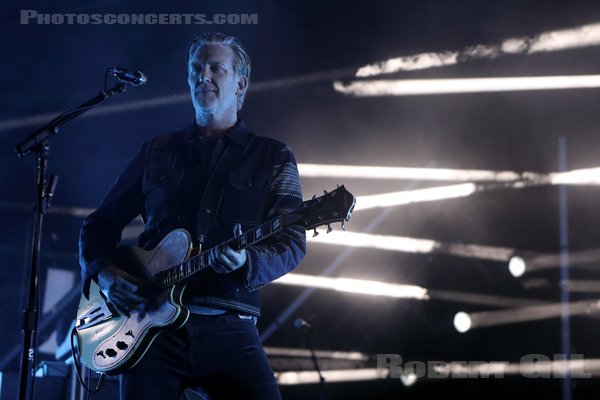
[294,318,311,330]
[108,67,147,86]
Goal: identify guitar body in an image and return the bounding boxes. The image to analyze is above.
[75,229,194,375]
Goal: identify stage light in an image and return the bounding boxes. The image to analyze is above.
[309,229,436,253]
[276,369,381,385]
[568,280,600,294]
[275,273,429,300]
[522,22,600,53]
[308,230,515,263]
[453,312,472,333]
[356,51,459,77]
[334,75,600,97]
[298,163,531,182]
[299,163,600,187]
[400,371,418,387]
[430,290,544,308]
[508,256,527,277]
[453,299,600,331]
[354,184,476,210]
[505,249,600,276]
[356,22,600,77]
[264,347,368,361]
[550,167,600,185]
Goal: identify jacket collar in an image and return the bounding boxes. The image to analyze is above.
[184,119,253,147]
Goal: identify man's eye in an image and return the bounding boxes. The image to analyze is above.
[211,65,223,72]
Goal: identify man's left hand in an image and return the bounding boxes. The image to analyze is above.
[209,224,247,274]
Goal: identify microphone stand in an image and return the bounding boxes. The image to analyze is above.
[15,83,128,400]
[300,323,327,400]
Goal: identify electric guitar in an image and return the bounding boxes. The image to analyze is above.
[74,185,355,375]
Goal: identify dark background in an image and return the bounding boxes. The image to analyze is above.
[2,0,600,398]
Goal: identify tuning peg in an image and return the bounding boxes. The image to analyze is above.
[327,224,333,233]
[341,221,346,231]
[337,184,340,188]
[312,194,317,200]
[323,189,328,194]
[312,229,319,237]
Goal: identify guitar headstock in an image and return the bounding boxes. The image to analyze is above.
[283,185,356,234]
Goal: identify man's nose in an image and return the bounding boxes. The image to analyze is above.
[200,68,211,83]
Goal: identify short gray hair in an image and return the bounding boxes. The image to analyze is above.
[187,32,251,110]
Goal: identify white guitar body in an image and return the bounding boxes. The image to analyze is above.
[75,229,193,374]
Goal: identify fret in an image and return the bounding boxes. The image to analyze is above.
[156,216,284,289]
[255,226,263,240]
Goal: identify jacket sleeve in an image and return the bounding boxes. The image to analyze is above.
[244,145,306,290]
[78,143,147,296]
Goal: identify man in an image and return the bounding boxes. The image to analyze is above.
[79,32,306,399]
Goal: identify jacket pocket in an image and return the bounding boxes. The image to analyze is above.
[221,170,270,224]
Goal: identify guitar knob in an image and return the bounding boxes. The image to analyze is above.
[313,229,319,237]
[312,194,317,200]
[323,190,328,194]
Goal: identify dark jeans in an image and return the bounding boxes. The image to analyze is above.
[120,313,281,400]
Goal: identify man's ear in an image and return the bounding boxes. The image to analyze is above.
[236,75,248,95]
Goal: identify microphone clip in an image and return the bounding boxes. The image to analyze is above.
[108,67,147,86]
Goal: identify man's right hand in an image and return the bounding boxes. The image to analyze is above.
[97,265,147,317]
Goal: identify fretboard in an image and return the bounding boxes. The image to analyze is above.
[154,216,283,288]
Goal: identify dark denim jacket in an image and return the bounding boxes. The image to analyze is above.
[79,121,306,316]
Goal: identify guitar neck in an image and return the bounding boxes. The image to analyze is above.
[154,216,284,288]
[153,185,356,288]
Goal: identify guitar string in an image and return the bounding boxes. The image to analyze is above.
[155,216,284,288]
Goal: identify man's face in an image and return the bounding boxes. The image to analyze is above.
[187,44,244,117]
